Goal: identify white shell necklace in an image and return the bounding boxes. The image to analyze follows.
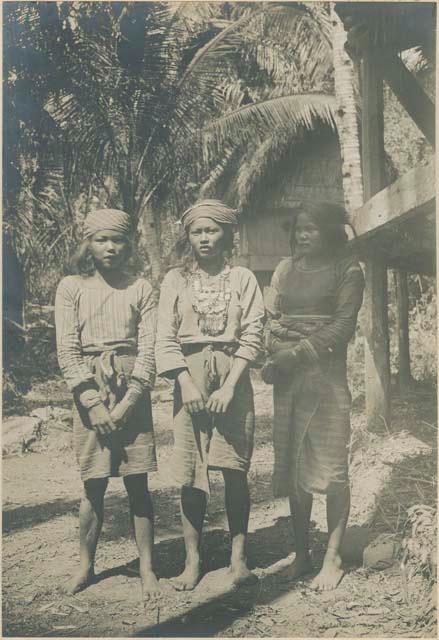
[189,264,232,336]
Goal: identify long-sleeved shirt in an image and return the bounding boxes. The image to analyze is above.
[155,266,264,377]
[269,255,364,362]
[55,275,156,391]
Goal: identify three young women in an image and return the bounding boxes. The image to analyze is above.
[263,201,364,590]
[56,199,361,598]
[55,208,160,603]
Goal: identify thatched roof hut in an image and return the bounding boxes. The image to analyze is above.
[233,126,343,287]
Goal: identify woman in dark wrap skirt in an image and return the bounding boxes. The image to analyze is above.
[263,202,364,590]
[55,208,160,603]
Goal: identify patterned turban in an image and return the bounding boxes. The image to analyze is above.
[83,208,133,239]
[180,199,238,230]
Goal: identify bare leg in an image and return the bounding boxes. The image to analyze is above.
[311,486,350,590]
[223,469,257,586]
[64,477,108,594]
[171,486,206,591]
[283,488,313,580]
[124,474,161,603]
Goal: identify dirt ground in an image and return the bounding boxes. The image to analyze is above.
[2,374,437,638]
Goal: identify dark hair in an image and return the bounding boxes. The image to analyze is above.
[175,223,235,277]
[69,236,140,276]
[288,201,356,258]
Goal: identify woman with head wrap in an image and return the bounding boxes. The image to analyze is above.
[262,201,364,591]
[55,208,160,603]
[155,199,264,590]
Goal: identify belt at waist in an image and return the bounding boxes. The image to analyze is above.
[181,342,238,357]
[82,344,137,356]
[279,314,331,324]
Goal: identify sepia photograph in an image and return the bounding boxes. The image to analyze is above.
[2,0,437,637]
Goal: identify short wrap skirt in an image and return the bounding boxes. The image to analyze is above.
[73,351,157,482]
[171,344,255,495]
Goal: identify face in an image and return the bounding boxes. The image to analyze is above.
[89,229,129,271]
[294,212,324,257]
[188,217,225,260]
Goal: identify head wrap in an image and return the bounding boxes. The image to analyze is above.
[83,208,133,240]
[180,199,238,230]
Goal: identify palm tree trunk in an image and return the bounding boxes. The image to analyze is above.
[138,204,163,284]
[330,4,364,215]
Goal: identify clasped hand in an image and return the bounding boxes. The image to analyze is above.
[88,396,134,435]
[180,377,234,415]
[271,347,299,375]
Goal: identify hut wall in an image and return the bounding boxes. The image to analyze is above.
[238,133,343,284]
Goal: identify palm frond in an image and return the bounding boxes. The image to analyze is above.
[237,4,332,88]
[203,93,336,163]
[199,144,237,199]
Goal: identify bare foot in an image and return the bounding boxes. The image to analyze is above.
[63,567,95,595]
[141,568,162,604]
[170,562,201,591]
[311,549,344,591]
[281,553,313,581]
[230,562,258,587]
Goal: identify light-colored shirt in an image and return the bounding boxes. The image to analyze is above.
[55,275,156,391]
[155,266,264,377]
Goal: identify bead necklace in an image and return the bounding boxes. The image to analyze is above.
[189,264,232,336]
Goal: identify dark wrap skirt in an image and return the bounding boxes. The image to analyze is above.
[171,343,255,495]
[73,349,157,482]
[268,316,351,498]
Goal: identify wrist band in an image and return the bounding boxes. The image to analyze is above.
[124,384,143,405]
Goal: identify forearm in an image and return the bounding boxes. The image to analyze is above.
[176,368,191,385]
[75,380,103,409]
[303,318,356,358]
[57,345,95,391]
[222,356,249,388]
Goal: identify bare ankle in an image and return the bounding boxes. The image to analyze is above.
[139,561,155,575]
[78,562,94,576]
[324,547,341,560]
[231,557,248,572]
[185,554,200,569]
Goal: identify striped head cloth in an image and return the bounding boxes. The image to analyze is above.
[180,199,238,230]
[83,208,133,240]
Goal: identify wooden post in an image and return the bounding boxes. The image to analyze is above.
[380,53,435,148]
[395,270,411,392]
[361,47,391,430]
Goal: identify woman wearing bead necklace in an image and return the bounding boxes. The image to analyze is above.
[156,199,264,590]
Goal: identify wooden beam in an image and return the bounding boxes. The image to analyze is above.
[395,270,412,392]
[352,161,435,239]
[361,52,385,198]
[380,53,435,147]
[361,48,391,431]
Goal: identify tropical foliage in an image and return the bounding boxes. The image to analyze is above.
[5,1,433,302]
[5,1,339,299]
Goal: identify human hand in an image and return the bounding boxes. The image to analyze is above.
[261,359,276,385]
[272,348,299,375]
[110,396,134,426]
[179,375,205,414]
[88,402,119,435]
[205,384,235,414]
